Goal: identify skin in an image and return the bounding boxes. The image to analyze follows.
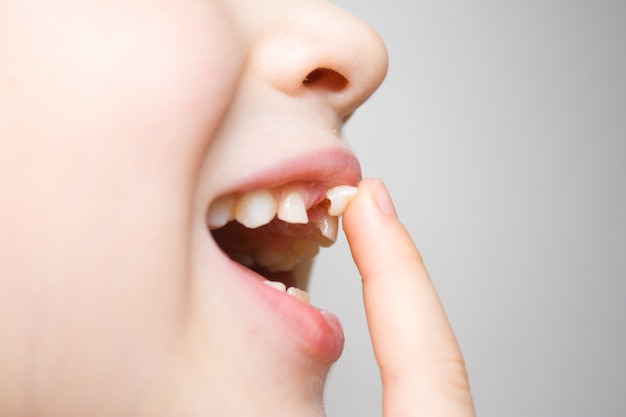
[0,0,473,415]
[344,179,475,417]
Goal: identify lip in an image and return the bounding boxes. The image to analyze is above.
[207,147,360,362]
[214,146,362,196]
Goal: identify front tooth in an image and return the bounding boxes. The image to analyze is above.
[207,195,235,229]
[326,185,358,216]
[263,280,287,293]
[314,214,339,243]
[287,287,310,304]
[277,191,308,224]
[235,189,277,228]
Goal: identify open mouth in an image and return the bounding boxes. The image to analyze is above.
[207,182,357,304]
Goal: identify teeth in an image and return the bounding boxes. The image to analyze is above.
[209,183,356,273]
[262,280,311,305]
[209,183,356,230]
[263,280,287,293]
[314,214,339,243]
[277,191,309,224]
[287,287,310,304]
[234,189,277,229]
[207,195,235,229]
[326,185,358,216]
[313,233,335,248]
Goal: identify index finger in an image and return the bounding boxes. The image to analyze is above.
[342,178,475,417]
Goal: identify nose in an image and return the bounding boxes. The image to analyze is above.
[246,1,389,119]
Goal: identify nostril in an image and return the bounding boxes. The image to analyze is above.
[303,68,348,92]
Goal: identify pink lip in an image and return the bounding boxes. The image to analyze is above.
[219,146,362,195]
[211,147,360,362]
[228,262,345,362]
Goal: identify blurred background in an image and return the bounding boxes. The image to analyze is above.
[309,1,626,416]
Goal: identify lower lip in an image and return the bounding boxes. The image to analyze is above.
[230,262,345,363]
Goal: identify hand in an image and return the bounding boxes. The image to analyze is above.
[343,178,475,417]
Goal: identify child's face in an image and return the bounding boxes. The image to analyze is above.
[0,0,387,415]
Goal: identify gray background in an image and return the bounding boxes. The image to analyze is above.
[309,1,626,416]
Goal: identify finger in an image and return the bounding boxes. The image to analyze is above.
[342,178,475,417]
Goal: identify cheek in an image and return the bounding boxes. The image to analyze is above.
[0,0,241,402]
[3,0,241,170]
[2,0,241,268]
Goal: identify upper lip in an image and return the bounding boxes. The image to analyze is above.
[213,146,362,198]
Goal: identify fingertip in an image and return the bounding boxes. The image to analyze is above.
[371,179,397,218]
[342,179,381,254]
[343,178,396,232]
[342,178,410,283]
[341,181,475,417]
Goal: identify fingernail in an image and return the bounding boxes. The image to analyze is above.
[373,179,398,218]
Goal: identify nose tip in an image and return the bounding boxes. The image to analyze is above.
[248,3,389,118]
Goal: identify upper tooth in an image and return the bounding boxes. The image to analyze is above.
[314,214,338,244]
[234,189,277,229]
[277,191,309,224]
[210,184,357,274]
[211,183,354,232]
[326,185,358,216]
[207,195,235,229]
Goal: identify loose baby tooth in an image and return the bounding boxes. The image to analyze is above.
[263,280,287,293]
[287,287,310,304]
[207,195,235,229]
[315,214,339,243]
[326,185,358,216]
[235,189,277,229]
[277,191,308,224]
[313,233,335,248]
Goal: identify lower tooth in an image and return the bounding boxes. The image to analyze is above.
[287,287,310,304]
[263,280,287,293]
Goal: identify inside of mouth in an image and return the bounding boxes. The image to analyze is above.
[210,201,332,289]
